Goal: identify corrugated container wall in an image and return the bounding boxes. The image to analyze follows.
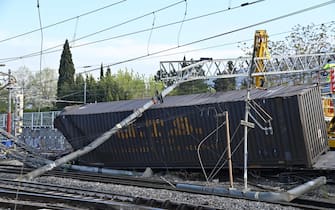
[54,85,328,169]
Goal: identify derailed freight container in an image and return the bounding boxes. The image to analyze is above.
[54,85,329,169]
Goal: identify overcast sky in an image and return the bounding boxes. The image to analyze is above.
[0,0,334,78]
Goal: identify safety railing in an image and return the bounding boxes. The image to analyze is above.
[0,111,61,129]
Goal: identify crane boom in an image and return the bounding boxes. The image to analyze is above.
[253,30,270,88]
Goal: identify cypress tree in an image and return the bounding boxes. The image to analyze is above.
[100,63,104,79]
[57,39,76,109]
[106,66,111,77]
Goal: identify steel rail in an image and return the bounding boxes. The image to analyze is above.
[0,166,335,209]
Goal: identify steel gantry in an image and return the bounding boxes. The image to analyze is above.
[158,52,335,86]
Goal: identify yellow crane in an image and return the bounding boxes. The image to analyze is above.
[252,30,270,88]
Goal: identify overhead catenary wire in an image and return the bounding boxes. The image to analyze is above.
[76,20,334,68]
[4,18,333,105]
[0,0,187,62]
[0,0,127,44]
[81,0,335,75]
[0,0,264,63]
[125,20,335,61]
[1,0,333,107]
[141,28,295,60]
[36,0,43,113]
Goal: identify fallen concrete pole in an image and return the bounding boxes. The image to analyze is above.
[17,61,207,181]
[286,176,327,201]
[176,176,326,202]
[65,164,143,177]
[17,85,173,181]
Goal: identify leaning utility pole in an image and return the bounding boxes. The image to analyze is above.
[18,61,206,181]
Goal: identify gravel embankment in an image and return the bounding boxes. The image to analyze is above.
[35,175,302,210]
[0,161,333,210]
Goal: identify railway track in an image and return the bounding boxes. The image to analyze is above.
[0,164,334,209]
[0,177,216,209]
[291,196,335,210]
[0,165,172,189]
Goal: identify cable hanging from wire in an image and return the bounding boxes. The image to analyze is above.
[0,0,264,63]
[0,0,127,44]
[72,0,185,43]
[177,0,187,47]
[147,12,156,55]
[72,16,80,47]
[228,0,232,9]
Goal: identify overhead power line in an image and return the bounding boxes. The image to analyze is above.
[0,0,264,63]
[71,0,264,49]
[9,18,334,104]
[13,20,335,104]
[37,0,44,112]
[144,22,333,61]
[0,0,187,62]
[0,0,127,44]
[81,0,335,74]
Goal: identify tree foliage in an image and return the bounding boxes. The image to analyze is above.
[238,22,335,87]
[57,39,76,109]
[9,65,164,112]
[213,61,236,92]
[213,78,236,92]
[269,22,335,55]
[59,67,165,105]
[12,67,57,111]
[31,68,58,108]
[270,22,335,85]
[100,63,104,79]
[114,69,146,99]
[170,80,209,95]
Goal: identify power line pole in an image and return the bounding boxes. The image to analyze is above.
[7,69,12,134]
